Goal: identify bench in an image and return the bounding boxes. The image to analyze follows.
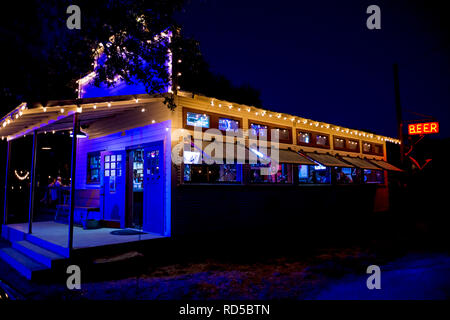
[55,189,101,229]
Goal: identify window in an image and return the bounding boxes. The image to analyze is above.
[364,169,384,184]
[335,167,359,184]
[363,142,371,153]
[374,144,383,155]
[184,164,241,183]
[334,138,345,149]
[104,154,122,178]
[186,112,210,128]
[347,140,359,151]
[249,163,292,184]
[250,123,268,137]
[298,164,331,184]
[87,152,101,184]
[298,131,311,144]
[132,149,144,191]
[274,128,290,141]
[218,118,240,132]
[316,135,329,146]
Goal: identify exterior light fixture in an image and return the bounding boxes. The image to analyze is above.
[69,130,88,138]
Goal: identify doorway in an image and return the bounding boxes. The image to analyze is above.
[127,148,144,229]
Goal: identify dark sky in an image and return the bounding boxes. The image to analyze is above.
[176,0,450,139]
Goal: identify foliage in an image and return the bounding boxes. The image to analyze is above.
[0,0,261,113]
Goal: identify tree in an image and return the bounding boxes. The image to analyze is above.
[0,0,261,113]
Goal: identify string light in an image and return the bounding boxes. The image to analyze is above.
[15,170,29,180]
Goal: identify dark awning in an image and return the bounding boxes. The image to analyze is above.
[186,140,249,164]
[276,149,316,165]
[305,152,354,168]
[247,145,315,165]
[369,159,403,172]
[341,156,381,170]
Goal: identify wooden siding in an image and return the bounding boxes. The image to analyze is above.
[175,94,387,161]
[75,119,172,236]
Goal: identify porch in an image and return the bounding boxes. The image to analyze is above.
[0,221,165,280]
[3,221,164,251]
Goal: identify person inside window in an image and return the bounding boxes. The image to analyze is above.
[336,168,352,184]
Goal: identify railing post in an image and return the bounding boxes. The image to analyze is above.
[28,131,38,234]
[3,140,11,225]
[68,112,79,256]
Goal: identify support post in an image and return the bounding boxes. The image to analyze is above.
[393,63,404,164]
[28,131,38,234]
[3,140,11,225]
[68,112,79,256]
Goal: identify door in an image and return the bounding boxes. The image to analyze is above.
[143,142,165,234]
[100,150,126,227]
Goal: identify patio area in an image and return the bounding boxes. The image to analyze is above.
[4,221,164,250]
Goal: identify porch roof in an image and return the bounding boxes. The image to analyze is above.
[340,156,381,170]
[369,159,403,172]
[0,94,165,141]
[304,152,355,168]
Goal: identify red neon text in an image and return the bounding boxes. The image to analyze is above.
[408,122,439,135]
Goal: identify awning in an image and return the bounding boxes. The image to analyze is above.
[304,152,354,168]
[369,159,403,172]
[341,156,381,170]
[186,140,249,164]
[0,94,165,141]
[246,144,315,165]
[270,149,315,165]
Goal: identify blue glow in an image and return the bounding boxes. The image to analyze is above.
[250,148,265,158]
[186,112,210,128]
[218,118,239,132]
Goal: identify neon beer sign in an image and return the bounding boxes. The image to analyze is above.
[408,122,439,135]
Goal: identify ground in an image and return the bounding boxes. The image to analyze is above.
[1,238,449,300]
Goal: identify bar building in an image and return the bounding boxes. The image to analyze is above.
[0,55,402,280]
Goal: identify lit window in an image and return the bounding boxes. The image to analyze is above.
[249,163,292,184]
[184,164,241,183]
[316,135,329,146]
[334,138,345,149]
[219,118,239,132]
[348,140,359,151]
[298,165,331,184]
[336,167,356,184]
[274,128,290,141]
[298,132,311,144]
[364,169,384,184]
[363,143,371,153]
[87,152,101,184]
[250,123,268,137]
[186,112,210,128]
[103,154,122,178]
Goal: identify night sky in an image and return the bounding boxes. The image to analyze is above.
[176,0,450,139]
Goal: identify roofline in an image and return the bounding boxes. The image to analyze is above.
[177,90,401,144]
